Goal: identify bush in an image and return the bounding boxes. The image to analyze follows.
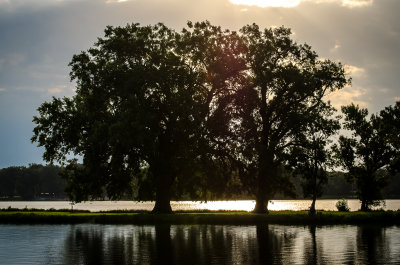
[336,198,350,212]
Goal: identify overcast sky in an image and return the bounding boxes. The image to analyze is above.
[0,0,399,168]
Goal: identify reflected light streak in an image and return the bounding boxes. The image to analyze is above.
[229,0,301,8]
[197,200,312,211]
[199,200,255,211]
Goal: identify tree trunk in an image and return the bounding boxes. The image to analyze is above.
[309,197,316,215]
[152,194,172,213]
[152,171,173,214]
[253,193,269,214]
[360,200,369,211]
[253,154,273,214]
[253,171,270,213]
[254,84,271,215]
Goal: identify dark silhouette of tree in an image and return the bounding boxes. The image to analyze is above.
[32,22,245,213]
[288,107,340,214]
[232,25,348,213]
[380,101,400,173]
[336,104,393,211]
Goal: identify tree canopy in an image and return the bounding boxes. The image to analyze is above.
[32,22,245,213]
[335,103,395,211]
[230,25,349,212]
[32,21,360,213]
[288,106,340,214]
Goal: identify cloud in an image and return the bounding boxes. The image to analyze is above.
[0,88,6,92]
[229,0,373,8]
[106,0,130,3]
[341,0,372,7]
[306,0,373,7]
[345,65,366,78]
[229,0,301,8]
[330,43,341,53]
[0,54,26,68]
[325,85,368,109]
[46,84,75,95]
[8,53,25,66]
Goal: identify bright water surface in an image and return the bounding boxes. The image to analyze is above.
[0,224,399,264]
[1,199,400,212]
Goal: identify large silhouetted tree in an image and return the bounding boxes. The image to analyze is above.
[32,22,245,213]
[32,22,350,213]
[336,104,393,211]
[232,25,348,213]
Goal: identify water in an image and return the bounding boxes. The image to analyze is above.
[1,199,400,212]
[0,224,399,264]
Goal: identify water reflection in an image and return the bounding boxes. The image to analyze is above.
[54,224,399,264]
[59,225,298,264]
[1,224,399,264]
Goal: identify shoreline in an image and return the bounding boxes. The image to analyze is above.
[1,209,399,225]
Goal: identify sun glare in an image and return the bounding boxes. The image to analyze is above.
[229,0,301,8]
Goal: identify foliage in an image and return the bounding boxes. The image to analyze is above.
[288,104,340,213]
[336,198,350,212]
[379,101,400,173]
[335,104,394,211]
[32,22,246,213]
[231,25,348,213]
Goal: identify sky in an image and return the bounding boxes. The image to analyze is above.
[0,0,399,168]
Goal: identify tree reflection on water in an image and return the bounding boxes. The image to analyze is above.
[58,224,399,264]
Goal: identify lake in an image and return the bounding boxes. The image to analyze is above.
[1,199,400,212]
[1,200,400,264]
[0,224,399,264]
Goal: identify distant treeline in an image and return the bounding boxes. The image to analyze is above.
[298,171,400,200]
[1,164,399,201]
[0,164,65,200]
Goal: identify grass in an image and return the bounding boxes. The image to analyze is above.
[0,208,399,225]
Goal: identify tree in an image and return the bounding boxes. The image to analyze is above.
[232,25,348,213]
[0,164,64,200]
[0,166,22,198]
[32,22,245,213]
[380,101,400,173]
[288,107,340,214]
[336,104,393,211]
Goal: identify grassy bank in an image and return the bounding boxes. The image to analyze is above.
[0,209,399,225]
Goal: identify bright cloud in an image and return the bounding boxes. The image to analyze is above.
[106,0,130,3]
[330,43,341,53]
[47,85,69,95]
[325,85,368,109]
[307,0,373,7]
[229,0,301,8]
[341,0,372,7]
[345,65,366,78]
[229,0,373,8]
